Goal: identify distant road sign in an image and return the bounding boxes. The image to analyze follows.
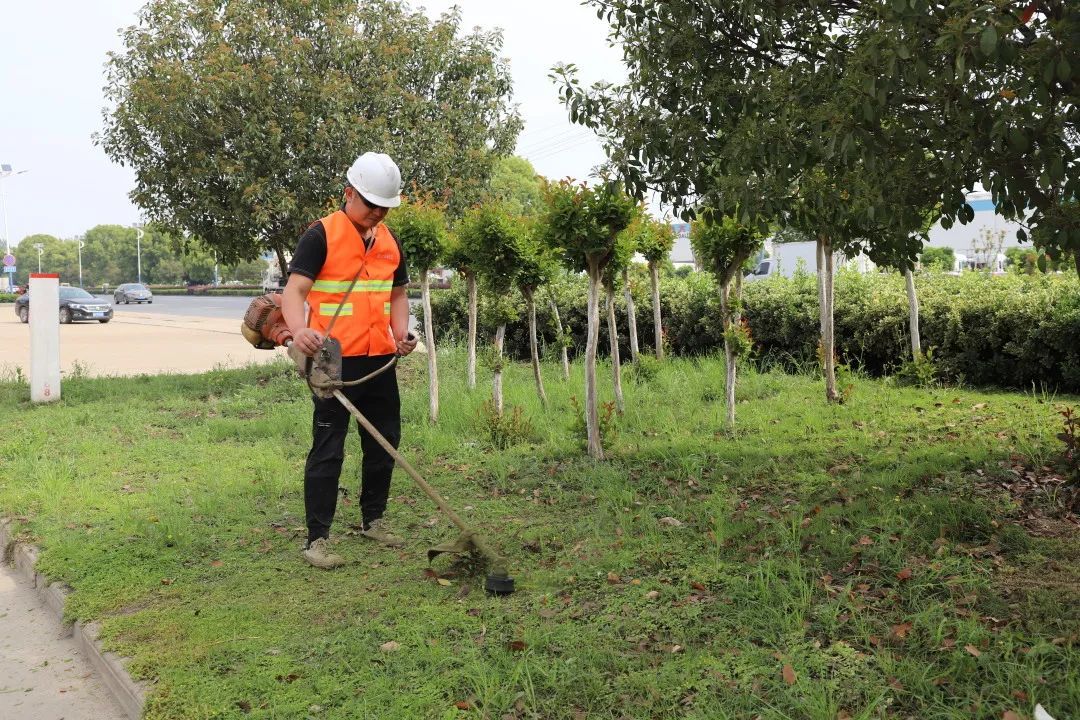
[3,266,14,273]
[2,254,14,267]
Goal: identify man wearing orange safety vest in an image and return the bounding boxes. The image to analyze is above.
[283,152,417,569]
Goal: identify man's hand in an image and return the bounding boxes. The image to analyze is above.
[395,333,418,357]
[293,327,325,357]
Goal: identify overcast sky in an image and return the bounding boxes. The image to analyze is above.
[0,0,625,251]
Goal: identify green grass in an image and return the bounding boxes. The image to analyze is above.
[0,351,1077,720]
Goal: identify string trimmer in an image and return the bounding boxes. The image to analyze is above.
[241,292,515,595]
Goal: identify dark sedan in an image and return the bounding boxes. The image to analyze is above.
[113,282,154,304]
[15,286,114,324]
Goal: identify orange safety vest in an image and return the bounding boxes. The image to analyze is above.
[307,210,400,357]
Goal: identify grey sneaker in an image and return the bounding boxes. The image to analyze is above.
[302,537,345,569]
[360,518,404,548]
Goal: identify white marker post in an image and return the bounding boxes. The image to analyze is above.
[29,273,60,403]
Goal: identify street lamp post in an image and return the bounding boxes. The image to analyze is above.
[78,237,85,288]
[34,242,44,273]
[135,225,144,284]
[1,164,29,291]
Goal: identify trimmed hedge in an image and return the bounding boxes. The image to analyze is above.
[0,293,15,303]
[426,269,1080,392]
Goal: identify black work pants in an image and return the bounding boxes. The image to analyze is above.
[304,354,400,542]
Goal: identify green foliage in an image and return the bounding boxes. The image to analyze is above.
[568,394,617,444]
[894,347,941,388]
[920,246,956,273]
[430,270,1080,392]
[540,179,637,274]
[99,0,521,269]
[478,400,533,449]
[690,214,765,281]
[629,215,676,265]
[457,203,528,296]
[484,155,544,217]
[385,199,447,275]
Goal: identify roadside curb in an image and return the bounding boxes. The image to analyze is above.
[1,517,148,719]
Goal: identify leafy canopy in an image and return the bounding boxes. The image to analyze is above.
[385,199,447,275]
[99,0,521,269]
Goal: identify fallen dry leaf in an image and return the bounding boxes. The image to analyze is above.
[691,581,707,591]
[379,641,401,652]
[896,567,913,581]
[964,644,982,658]
[507,640,527,652]
[454,701,472,710]
[160,578,175,586]
[782,664,797,685]
[436,578,452,587]
[659,516,684,527]
[1001,712,1022,720]
[891,622,914,639]
[645,590,660,600]
[607,571,621,584]
[210,560,223,568]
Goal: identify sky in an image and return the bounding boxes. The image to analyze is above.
[0,0,626,252]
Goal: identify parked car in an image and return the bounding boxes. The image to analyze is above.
[113,282,154,304]
[15,286,114,324]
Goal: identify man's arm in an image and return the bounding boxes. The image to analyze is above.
[282,274,323,356]
[390,286,416,355]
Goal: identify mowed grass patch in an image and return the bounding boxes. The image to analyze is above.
[0,351,1076,719]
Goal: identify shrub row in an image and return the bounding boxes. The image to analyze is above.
[426,269,1080,392]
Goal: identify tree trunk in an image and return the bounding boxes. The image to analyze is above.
[650,261,664,360]
[466,271,478,390]
[606,284,625,414]
[818,236,840,403]
[904,268,921,359]
[274,245,289,279]
[493,324,505,416]
[585,262,603,459]
[623,268,639,363]
[525,289,547,407]
[547,287,570,380]
[1074,251,1080,284]
[720,281,737,428]
[421,269,439,424]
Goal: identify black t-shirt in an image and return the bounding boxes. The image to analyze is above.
[288,218,409,287]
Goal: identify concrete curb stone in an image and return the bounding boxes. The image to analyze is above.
[0,516,148,719]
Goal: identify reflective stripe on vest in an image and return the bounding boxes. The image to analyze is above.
[306,211,399,356]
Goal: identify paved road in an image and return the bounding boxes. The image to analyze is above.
[0,564,125,720]
[100,294,420,331]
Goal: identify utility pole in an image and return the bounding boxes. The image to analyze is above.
[34,242,44,273]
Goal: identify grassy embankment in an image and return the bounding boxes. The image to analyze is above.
[0,350,1076,719]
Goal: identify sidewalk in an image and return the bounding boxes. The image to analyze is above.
[0,563,125,720]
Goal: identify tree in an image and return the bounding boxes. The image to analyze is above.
[850,2,1079,280]
[458,203,528,416]
[387,200,447,424]
[100,0,521,276]
[442,233,480,390]
[920,247,956,273]
[514,231,556,407]
[690,213,765,428]
[627,216,675,360]
[486,156,545,217]
[541,179,637,459]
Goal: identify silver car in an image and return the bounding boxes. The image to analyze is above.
[113,283,154,304]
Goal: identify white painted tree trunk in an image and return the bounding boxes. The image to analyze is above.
[720,282,736,428]
[421,269,439,424]
[585,263,603,459]
[493,324,505,416]
[623,268,639,363]
[606,284,625,414]
[650,261,664,360]
[466,271,477,390]
[525,290,547,407]
[818,237,840,402]
[547,288,570,380]
[904,268,921,359]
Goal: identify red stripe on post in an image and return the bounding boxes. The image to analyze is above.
[29,273,60,278]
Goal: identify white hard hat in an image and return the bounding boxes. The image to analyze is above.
[346,152,402,208]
